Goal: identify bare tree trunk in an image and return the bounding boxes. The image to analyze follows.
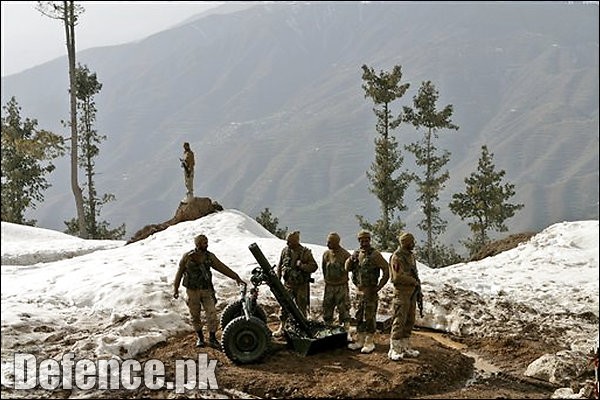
[64,1,87,238]
[426,129,433,267]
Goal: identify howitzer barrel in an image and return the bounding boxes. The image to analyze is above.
[248,243,312,335]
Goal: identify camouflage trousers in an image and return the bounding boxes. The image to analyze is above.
[390,286,416,340]
[184,171,194,198]
[280,283,309,322]
[353,288,378,334]
[322,283,350,325]
[186,288,218,333]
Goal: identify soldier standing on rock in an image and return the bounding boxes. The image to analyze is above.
[180,142,195,201]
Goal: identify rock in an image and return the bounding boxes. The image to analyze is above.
[126,197,222,244]
[470,232,537,262]
[174,197,220,220]
[525,350,587,386]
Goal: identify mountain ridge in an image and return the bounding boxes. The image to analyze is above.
[1,1,597,252]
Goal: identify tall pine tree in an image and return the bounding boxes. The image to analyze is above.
[356,65,411,251]
[449,145,524,256]
[403,81,460,267]
[1,97,64,225]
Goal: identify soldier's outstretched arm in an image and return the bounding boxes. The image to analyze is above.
[211,254,245,285]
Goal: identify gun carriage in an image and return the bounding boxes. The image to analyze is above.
[220,243,348,364]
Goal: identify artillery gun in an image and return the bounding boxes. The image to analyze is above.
[220,242,348,364]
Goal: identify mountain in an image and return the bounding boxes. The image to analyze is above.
[1,1,598,252]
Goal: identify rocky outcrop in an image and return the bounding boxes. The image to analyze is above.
[469,232,537,262]
[126,197,223,244]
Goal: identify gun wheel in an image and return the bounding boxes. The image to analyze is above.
[222,316,271,364]
[220,299,267,330]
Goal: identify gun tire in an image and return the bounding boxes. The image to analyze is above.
[220,299,267,330]
[222,316,271,364]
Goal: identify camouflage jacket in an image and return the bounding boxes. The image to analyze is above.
[345,246,390,291]
[321,247,351,285]
[174,249,241,292]
[277,245,318,287]
[182,149,195,176]
[389,247,420,288]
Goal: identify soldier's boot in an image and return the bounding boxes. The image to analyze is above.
[360,334,375,354]
[348,332,365,350]
[195,330,205,347]
[208,332,221,350]
[401,338,420,358]
[388,339,405,361]
[343,322,352,342]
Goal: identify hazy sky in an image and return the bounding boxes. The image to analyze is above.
[1,1,223,77]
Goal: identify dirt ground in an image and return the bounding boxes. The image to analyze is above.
[97,315,566,400]
[1,318,566,399]
[2,234,593,399]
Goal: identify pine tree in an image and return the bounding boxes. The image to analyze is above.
[403,81,459,267]
[63,64,125,240]
[37,1,87,237]
[449,145,524,256]
[255,208,288,239]
[356,64,411,251]
[1,97,64,225]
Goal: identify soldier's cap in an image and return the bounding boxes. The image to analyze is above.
[399,232,415,243]
[194,234,208,246]
[286,230,300,242]
[357,229,371,240]
[327,232,340,242]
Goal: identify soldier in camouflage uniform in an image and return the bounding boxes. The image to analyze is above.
[274,231,318,337]
[346,230,390,354]
[388,232,421,360]
[173,234,245,348]
[321,232,351,335]
[181,142,195,201]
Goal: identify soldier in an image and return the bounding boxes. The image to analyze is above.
[173,234,245,348]
[388,232,421,360]
[321,232,351,336]
[346,230,390,354]
[180,142,195,201]
[274,230,318,337]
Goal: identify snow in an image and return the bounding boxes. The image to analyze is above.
[1,209,598,395]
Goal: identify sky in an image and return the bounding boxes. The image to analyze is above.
[1,1,224,77]
[1,210,598,397]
